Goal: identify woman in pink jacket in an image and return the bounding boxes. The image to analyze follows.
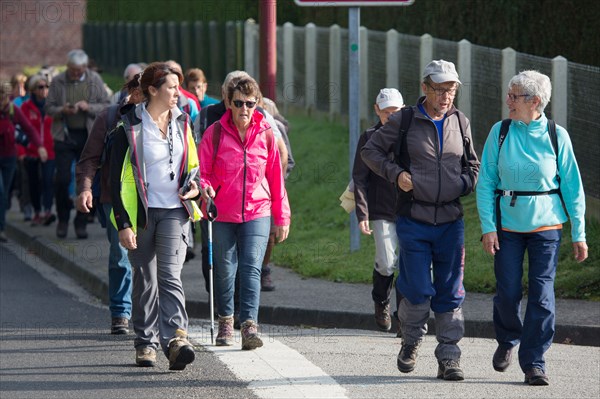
[200,77,290,350]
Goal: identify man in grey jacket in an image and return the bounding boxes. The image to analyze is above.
[45,49,109,239]
[361,60,480,381]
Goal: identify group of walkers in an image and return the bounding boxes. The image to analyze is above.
[354,59,588,385]
[1,51,589,385]
[1,50,292,371]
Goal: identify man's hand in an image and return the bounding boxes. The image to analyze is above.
[359,220,372,235]
[74,100,89,112]
[397,171,413,192]
[76,190,94,213]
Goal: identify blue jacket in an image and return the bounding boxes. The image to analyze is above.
[476,114,586,242]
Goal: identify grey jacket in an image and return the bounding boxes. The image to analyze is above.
[361,98,480,225]
[45,69,110,141]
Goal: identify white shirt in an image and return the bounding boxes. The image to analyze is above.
[141,104,184,209]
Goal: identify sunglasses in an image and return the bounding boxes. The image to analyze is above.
[36,85,49,89]
[232,100,256,109]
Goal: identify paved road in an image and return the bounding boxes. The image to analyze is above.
[1,242,599,398]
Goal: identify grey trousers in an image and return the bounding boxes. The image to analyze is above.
[398,298,464,361]
[128,207,190,355]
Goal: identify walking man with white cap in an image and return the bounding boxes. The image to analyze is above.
[361,60,480,380]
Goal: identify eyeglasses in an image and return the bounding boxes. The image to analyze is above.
[232,100,256,109]
[36,85,49,89]
[426,83,457,96]
[506,93,529,102]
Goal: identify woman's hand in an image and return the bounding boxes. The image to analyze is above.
[118,228,137,250]
[573,241,588,263]
[274,225,289,243]
[482,232,500,256]
[179,180,200,200]
[37,147,48,162]
[201,185,215,202]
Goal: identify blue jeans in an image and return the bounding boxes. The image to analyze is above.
[395,217,465,313]
[0,156,17,232]
[493,229,561,373]
[103,203,132,319]
[213,217,270,323]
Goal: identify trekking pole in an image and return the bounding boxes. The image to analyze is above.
[206,197,218,345]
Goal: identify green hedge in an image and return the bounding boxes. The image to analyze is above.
[87,0,598,66]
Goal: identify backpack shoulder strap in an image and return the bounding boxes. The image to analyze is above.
[212,121,221,163]
[455,110,470,167]
[547,119,558,157]
[498,119,511,151]
[394,107,413,164]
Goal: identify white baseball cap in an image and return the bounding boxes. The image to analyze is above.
[376,88,404,109]
[422,60,461,84]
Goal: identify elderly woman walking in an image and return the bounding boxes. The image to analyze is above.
[199,77,290,350]
[476,70,588,386]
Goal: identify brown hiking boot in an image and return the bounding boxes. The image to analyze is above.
[111,317,129,335]
[136,347,156,367]
[56,221,68,238]
[241,320,263,350]
[216,316,234,346]
[437,359,465,381]
[374,302,392,331]
[261,271,276,292]
[397,341,421,373]
[167,329,195,370]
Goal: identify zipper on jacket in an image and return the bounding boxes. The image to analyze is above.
[430,119,442,225]
[241,148,248,222]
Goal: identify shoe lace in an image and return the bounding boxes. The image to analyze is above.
[242,322,257,337]
[401,344,419,359]
[441,359,460,369]
[218,319,233,337]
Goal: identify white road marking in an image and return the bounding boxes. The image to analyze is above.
[189,326,348,399]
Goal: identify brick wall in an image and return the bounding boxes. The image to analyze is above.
[0,0,87,80]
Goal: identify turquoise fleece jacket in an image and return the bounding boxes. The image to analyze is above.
[476,114,586,242]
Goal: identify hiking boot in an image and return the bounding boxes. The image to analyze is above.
[168,329,195,371]
[492,345,514,372]
[524,367,549,385]
[216,316,234,346]
[31,214,42,226]
[397,341,420,373]
[241,320,263,350]
[111,317,129,335]
[261,271,275,292]
[437,359,465,381]
[374,302,392,332]
[42,212,56,226]
[75,225,88,239]
[56,221,68,238]
[136,347,156,367]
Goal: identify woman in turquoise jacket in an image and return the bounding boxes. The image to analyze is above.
[477,70,588,386]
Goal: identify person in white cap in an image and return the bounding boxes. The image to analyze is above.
[361,60,480,381]
[352,88,404,334]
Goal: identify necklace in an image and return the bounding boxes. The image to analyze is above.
[166,117,174,181]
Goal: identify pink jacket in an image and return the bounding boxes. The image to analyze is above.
[199,109,291,226]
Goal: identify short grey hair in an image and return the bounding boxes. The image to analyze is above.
[28,74,48,92]
[508,70,552,113]
[123,63,143,81]
[221,70,251,98]
[67,49,88,66]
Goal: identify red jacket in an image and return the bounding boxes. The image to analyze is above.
[20,99,55,160]
[199,109,291,226]
[0,102,41,158]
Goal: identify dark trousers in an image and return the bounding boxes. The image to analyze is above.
[54,130,87,225]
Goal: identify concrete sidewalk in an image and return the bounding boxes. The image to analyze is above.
[4,208,599,346]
